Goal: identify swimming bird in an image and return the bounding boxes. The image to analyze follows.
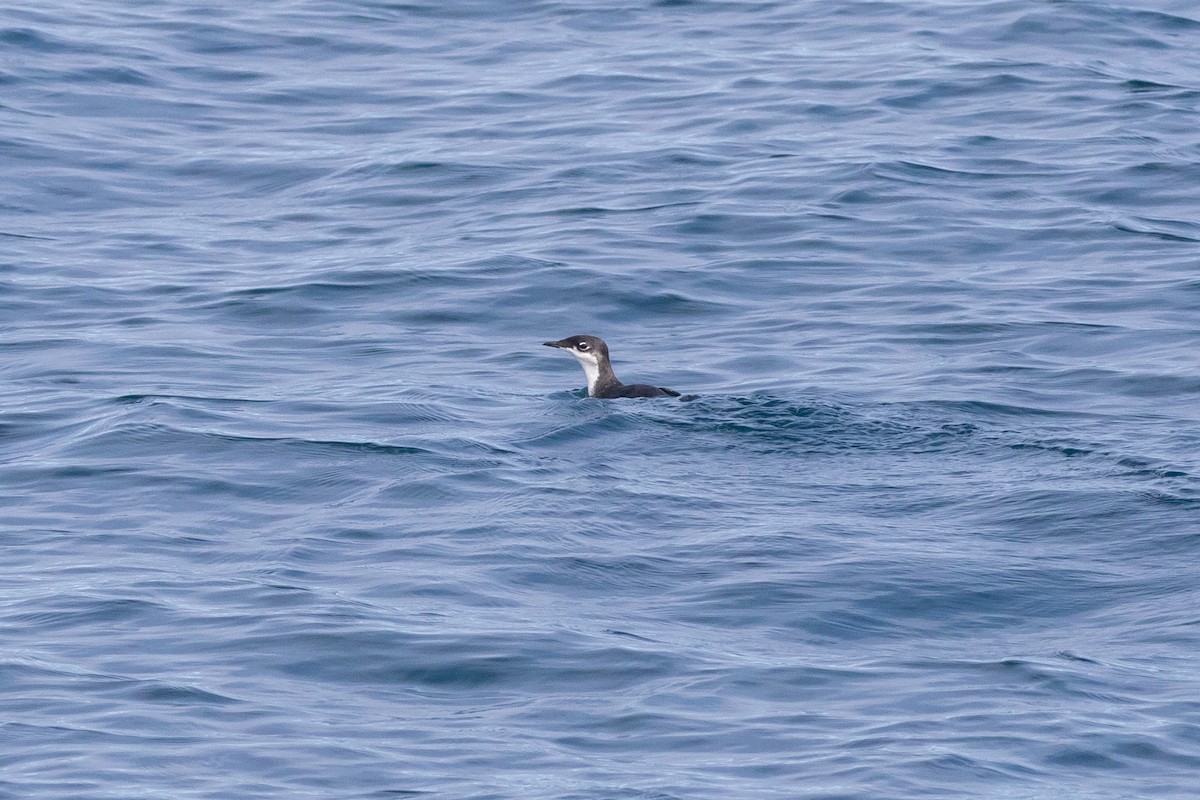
[543,335,681,398]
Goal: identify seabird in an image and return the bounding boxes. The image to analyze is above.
[543,335,681,399]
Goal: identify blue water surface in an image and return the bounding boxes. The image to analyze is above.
[3,1,1200,798]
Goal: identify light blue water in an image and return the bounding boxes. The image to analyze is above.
[3,1,1200,798]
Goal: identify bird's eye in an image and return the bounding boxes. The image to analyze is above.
[576,342,589,351]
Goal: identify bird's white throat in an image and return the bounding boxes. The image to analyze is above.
[569,351,602,394]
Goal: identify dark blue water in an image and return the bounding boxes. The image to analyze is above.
[4,1,1200,797]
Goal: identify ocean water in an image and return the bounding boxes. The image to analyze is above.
[3,1,1200,797]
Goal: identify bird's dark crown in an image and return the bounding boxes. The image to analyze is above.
[543,335,610,361]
